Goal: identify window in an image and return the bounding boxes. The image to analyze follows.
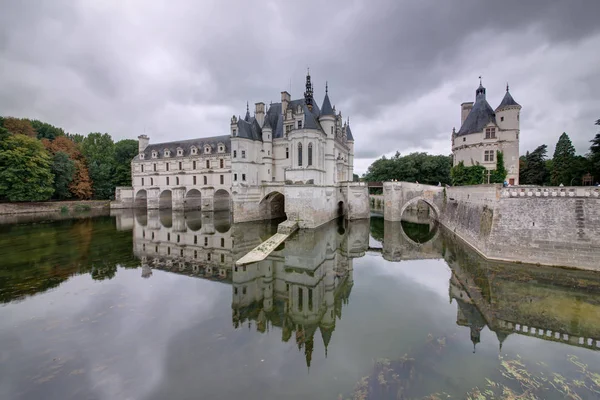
[286,147,289,159]
[177,149,183,156]
[298,142,303,166]
[298,120,302,129]
[206,160,210,169]
[140,153,145,160]
[221,238,225,247]
[204,237,208,246]
[150,178,153,186]
[330,127,333,136]
[194,250,197,259]
[166,163,169,171]
[207,253,211,261]
[242,174,246,181]
[179,162,182,170]
[166,177,170,185]
[152,232,154,240]
[220,159,224,168]
[484,150,495,162]
[242,286,247,295]
[286,125,292,134]
[233,128,237,136]
[194,235,197,244]
[233,150,237,158]
[308,143,313,166]
[176,177,179,185]
[267,150,270,155]
[177,234,180,243]
[204,146,211,154]
[142,177,145,186]
[267,134,270,140]
[220,175,224,184]
[298,288,303,312]
[141,165,144,172]
[241,150,246,159]
[234,173,237,181]
[152,151,158,158]
[485,127,496,139]
[164,150,170,157]
[463,137,466,142]
[191,147,197,155]
[193,176,197,185]
[167,233,171,241]
[203,176,207,185]
[218,145,224,153]
[167,247,171,255]
[153,163,157,172]
[221,254,225,263]
[500,116,504,122]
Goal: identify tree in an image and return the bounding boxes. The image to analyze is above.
[363,152,452,185]
[490,151,507,183]
[551,133,576,186]
[113,139,138,187]
[590,120,600,183]
[30,119,65,141]
[50,151,75,199]
[42,135,93,199]
[2,117,37,137]
[450,161,486,186]
[82,133,115,199]
[520,145,548,185]
[0,134,54,201]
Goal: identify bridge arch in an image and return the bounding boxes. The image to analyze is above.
[259,191,286,220]
[398,196,441,247]
[159,190,172,209]
[185,189,202,210]
[214,189,231,211]
[135,189,148,208]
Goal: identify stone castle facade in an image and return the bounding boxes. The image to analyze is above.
[113,72,370,228]
[452,81,521,185]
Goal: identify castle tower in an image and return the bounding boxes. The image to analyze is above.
[319,82,336,185]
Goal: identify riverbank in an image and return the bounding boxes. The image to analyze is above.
[0,200,111,215]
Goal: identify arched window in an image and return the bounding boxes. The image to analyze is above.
[308,143,313,166]
[298,143,303,166]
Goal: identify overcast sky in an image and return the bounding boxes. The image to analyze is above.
[1,0,599,174]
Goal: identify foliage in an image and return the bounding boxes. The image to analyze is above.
[82,133,116,199]
[451,161,486,186]
[589,120,600,183]
[0,134,54,201]
[551,133,576,186]
[30,119,65,140]
[2,117,37,137]
[353,173,359,182]
[50,151,75,199]
[59,206,69,214]
[74,204,91,212]
[520,145,549,185]
[363,152,452,185]
[42,136,93,199]
[70,160,93,200]
[490,151,507,183]
[113,139,138,187]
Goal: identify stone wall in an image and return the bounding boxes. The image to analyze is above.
[383,182,444,221]
[0,200,111,215]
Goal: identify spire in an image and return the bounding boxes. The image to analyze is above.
[244,101,250,121]
[496,84,521,111]
[304,68,314,111]
[320,82,334,116]
[506,82,509,92]
[476,76,486,98]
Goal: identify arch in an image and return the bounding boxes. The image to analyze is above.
[298,142,303,166]
[398,197,440,246]
[214,210,231,233]
[134,207,148,226]
[214,189,231,211]
[185,189,202,210]
[337,201,345,217]
[159,190,172,209]
[308,142,313,166]
[135,189,148,208]
[159,209,173,228]
[259,191,286,220]
[398,196,440,221]
[185,210,203,231]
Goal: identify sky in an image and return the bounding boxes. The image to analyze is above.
[1,0,599,175]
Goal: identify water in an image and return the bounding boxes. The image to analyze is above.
[0,210,599,399]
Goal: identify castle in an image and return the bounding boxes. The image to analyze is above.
[452,80,521,185]
[113,72,370,228]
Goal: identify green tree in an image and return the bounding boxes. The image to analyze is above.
[50,151,76,199]
[551,133,576,186]
[590,120,600,184]
[363,152,452,185]
[30,119,65,141]
[450,161,486,186]
[490,151,507,183]
[0,134,54,201]
[82,133,115,199]
[3,117,37,137]
[113,139,138,187]
[520,145,548,185]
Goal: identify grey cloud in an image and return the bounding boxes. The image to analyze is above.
[0,0,599,164]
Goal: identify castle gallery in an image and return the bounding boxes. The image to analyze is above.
[114,72,370,228]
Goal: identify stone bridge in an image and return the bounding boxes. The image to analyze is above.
[380,182,600,271]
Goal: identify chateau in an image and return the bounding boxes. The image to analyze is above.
[113,72,370,228]
[452,80,521,185]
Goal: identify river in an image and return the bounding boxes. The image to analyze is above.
[0,210,599,399]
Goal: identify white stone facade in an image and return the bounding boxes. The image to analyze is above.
[452,82,521,185]
[114,72,369,229]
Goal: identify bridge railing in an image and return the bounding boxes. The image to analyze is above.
[501,186,600,198]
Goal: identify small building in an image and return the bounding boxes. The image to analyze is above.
[452,80,521,185]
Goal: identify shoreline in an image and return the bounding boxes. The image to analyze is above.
[0,200,111,216]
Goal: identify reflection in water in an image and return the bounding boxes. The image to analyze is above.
[0,210,599,399]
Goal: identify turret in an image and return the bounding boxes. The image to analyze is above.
[230,115,238,137]
[138,134,149,153]
[495,83,521,131]
[255,102,265,127]
[281,91,290,115]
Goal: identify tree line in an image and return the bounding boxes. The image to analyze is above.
[362,121,600,186]
[0,116,138,202]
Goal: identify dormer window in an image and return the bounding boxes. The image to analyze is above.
[204,145,211,154]
[140,153,145,160]
[152,151,158,159]
[164,149,171,157]
[297,120,302,129]
[297,105,302,113]
[217,143,224,153]
[177,148,183,156]
[191,146,197,155]
[232,128,237,136]
[485,127,496,139]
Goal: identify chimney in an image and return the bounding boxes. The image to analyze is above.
[138,135,149,153]
[461,102,473,125]
[281,91,290,115]
[255,102,265,127]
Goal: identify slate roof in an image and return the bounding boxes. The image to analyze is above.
[456,89,496,137]
[236,117,262,141]
[321,93,334,116]
[265,98,323,139]
[496,90,520,111]
[346,124,354,141]
[136,135,231,160]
